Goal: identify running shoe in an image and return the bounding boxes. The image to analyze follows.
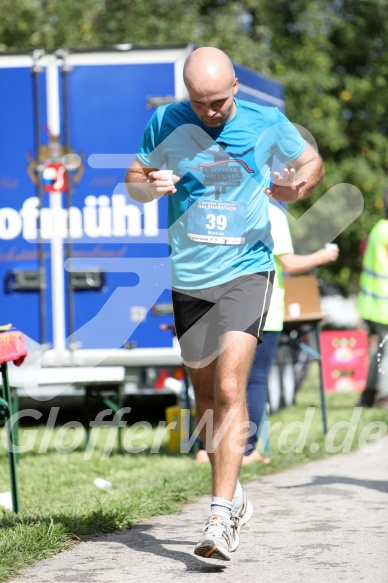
[233,489,253,529]
[194,515,239,561]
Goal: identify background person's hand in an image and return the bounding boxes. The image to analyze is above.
[318,245,340,264]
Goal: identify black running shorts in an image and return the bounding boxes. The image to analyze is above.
[172,271,274,362]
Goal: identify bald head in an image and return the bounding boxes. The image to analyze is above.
[183,47,236,92]
[183,47,238,127]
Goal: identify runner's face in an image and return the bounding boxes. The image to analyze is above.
[188,79,238,127]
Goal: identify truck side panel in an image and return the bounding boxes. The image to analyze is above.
[0,64,47,338]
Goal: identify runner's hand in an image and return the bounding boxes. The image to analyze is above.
[148,171,179,199]
[264,168,307,202]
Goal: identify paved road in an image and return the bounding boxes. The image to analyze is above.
[11,437,388,582]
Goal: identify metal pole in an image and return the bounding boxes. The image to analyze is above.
[31,49,46,346]
[57,49,76,349]
[316,323,328,435]
[290,327,328,435]
[46,54,66,355]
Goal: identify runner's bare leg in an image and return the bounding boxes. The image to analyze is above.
[188,330,257,500]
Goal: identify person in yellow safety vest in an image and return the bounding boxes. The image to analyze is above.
[357,188,388,409]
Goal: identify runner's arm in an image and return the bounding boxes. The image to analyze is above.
[125,158,179,203]
[265,143,324,203]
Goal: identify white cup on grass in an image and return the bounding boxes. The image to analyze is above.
[94,478,113,490]
[0,492,12,511]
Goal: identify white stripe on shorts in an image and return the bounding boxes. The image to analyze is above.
[256,271,271,337]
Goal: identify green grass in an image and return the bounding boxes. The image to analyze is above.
[0,365,387,581]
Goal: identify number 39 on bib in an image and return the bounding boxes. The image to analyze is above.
[187,198,247,245]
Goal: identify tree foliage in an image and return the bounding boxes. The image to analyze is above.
[1,0,387,293]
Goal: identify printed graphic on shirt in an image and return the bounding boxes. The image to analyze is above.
[185,141,256,244]
[187,142,255,197]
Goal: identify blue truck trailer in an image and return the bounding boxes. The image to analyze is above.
[0,45,286,403]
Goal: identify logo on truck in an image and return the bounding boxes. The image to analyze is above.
[26,143,85,189]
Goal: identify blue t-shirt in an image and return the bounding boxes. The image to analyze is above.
[137,99,306,290]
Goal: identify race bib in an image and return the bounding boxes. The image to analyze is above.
[187,198,247,245]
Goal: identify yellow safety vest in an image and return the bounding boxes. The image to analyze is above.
[358,219,388,324]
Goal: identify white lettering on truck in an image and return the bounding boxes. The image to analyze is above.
[0,195,159,240]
